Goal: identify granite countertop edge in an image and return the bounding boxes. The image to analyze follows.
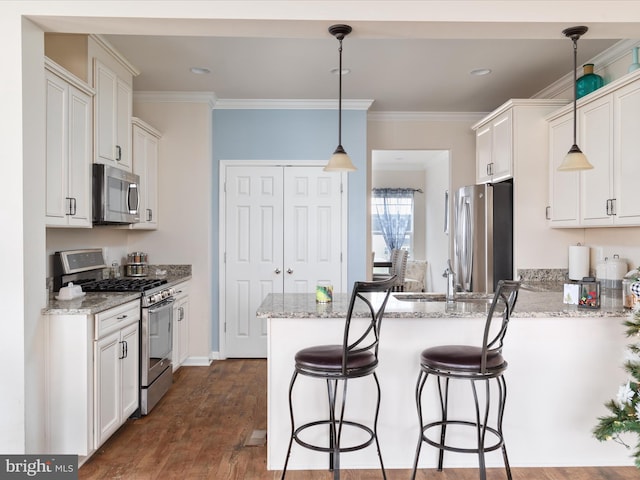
[257,285,631,320]
[43,272,192,316]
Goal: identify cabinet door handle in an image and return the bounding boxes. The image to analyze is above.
[606,199,615,216]
[116,145,122,161]
[119,340,126,359]
[147,208,153,221]
[116,314,128,320]
[545,206,550,220]
[611,198,617,216]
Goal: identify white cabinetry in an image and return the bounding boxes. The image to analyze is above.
[45,59,93,227]
[132,117,161,229]
[94,59,133,171]
[172,281,190,371]
[94,301,139,448]
[45,300,140,457]
[475,109,513,183]
[580,95,614,225]
[547,111,580,226]
[547,69,640,227]
[473,100,567,186]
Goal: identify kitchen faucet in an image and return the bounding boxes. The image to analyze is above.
[443,260,456,302]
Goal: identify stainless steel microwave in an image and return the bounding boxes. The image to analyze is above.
[92,164,140,225]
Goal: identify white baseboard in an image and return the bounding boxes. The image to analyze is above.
[181,356,212,367]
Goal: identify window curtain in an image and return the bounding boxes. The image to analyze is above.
[372,188,416,255]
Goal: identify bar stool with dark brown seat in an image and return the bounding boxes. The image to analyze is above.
[411,279,521,480]
[281,276,398,480]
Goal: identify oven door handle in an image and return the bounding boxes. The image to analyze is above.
[147,298,175,313]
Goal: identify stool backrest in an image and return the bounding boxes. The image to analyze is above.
[481,279,521,373]
[342,275,397,374]
[391,249,408,289]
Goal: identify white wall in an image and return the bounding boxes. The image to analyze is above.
[130,99,213,362]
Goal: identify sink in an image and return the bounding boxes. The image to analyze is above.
[393,292,495,303]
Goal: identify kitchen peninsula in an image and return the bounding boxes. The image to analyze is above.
[259,287,635,471]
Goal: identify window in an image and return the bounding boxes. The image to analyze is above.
[371,188,417,259]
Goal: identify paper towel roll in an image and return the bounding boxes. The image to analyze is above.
[569,245,590,280]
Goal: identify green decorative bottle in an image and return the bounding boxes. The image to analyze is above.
[576,63,604,99]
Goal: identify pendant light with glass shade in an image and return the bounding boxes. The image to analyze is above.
[557,26,594,171]
[324,24,357,172]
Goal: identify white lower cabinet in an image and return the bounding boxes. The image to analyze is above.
[45,300,140,457]
[172,281,190,371]
[94,318,139,447]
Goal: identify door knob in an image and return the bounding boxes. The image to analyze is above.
[274,268,281,274]
[287,268,293,274]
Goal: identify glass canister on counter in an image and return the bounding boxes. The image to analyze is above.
[623,267,640,309]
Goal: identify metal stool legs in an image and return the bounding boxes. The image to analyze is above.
[411,370,512,480]
[281,370,387,480]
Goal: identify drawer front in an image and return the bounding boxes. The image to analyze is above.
[95,300,140,339]
[172,281,190,300]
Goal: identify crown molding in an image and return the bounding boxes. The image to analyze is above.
[133,91,218,108]
[214,99,374,110]
[534,39,640,99]
[89,34,140,77]
[368,111,486,123]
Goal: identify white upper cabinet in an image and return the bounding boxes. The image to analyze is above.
[475,109,513,184]
[613,79,640,225]
[579,94,614,226]
[547,68,640,228]
[131,117,161,230]
[547,111,580,226]
[45,59,94,228]
[94,59,133,171]
[473,100,567,187]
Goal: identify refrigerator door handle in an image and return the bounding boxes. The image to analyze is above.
[460,198,473,291]
[444,190,449,234]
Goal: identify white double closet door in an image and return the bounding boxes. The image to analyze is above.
[223,163,346,358]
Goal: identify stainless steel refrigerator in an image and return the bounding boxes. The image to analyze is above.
[453,181,513,293]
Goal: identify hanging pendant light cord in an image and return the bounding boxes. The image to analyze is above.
[337,36,344,148]
[572,36,578,146]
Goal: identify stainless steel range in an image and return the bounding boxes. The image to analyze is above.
[53,248,175,416]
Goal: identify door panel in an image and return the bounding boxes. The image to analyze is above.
[224,165,344,358]
[283,168,343,294]
[225,166,284,358]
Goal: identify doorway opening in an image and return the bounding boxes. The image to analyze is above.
[371,150,450,292]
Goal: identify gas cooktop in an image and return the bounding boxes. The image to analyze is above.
[79,277,168,293]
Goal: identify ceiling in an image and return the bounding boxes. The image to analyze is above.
[102,32,619,113]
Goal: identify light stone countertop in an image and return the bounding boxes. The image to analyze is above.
[257,284,629,319]
[42,272,192,315]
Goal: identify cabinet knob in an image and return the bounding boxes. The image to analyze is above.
[274,268,281,274]
[287,268,294,274]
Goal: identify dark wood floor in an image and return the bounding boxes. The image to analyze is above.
[79,359,639,480]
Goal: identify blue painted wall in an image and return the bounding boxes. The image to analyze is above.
[211,108,368,351]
